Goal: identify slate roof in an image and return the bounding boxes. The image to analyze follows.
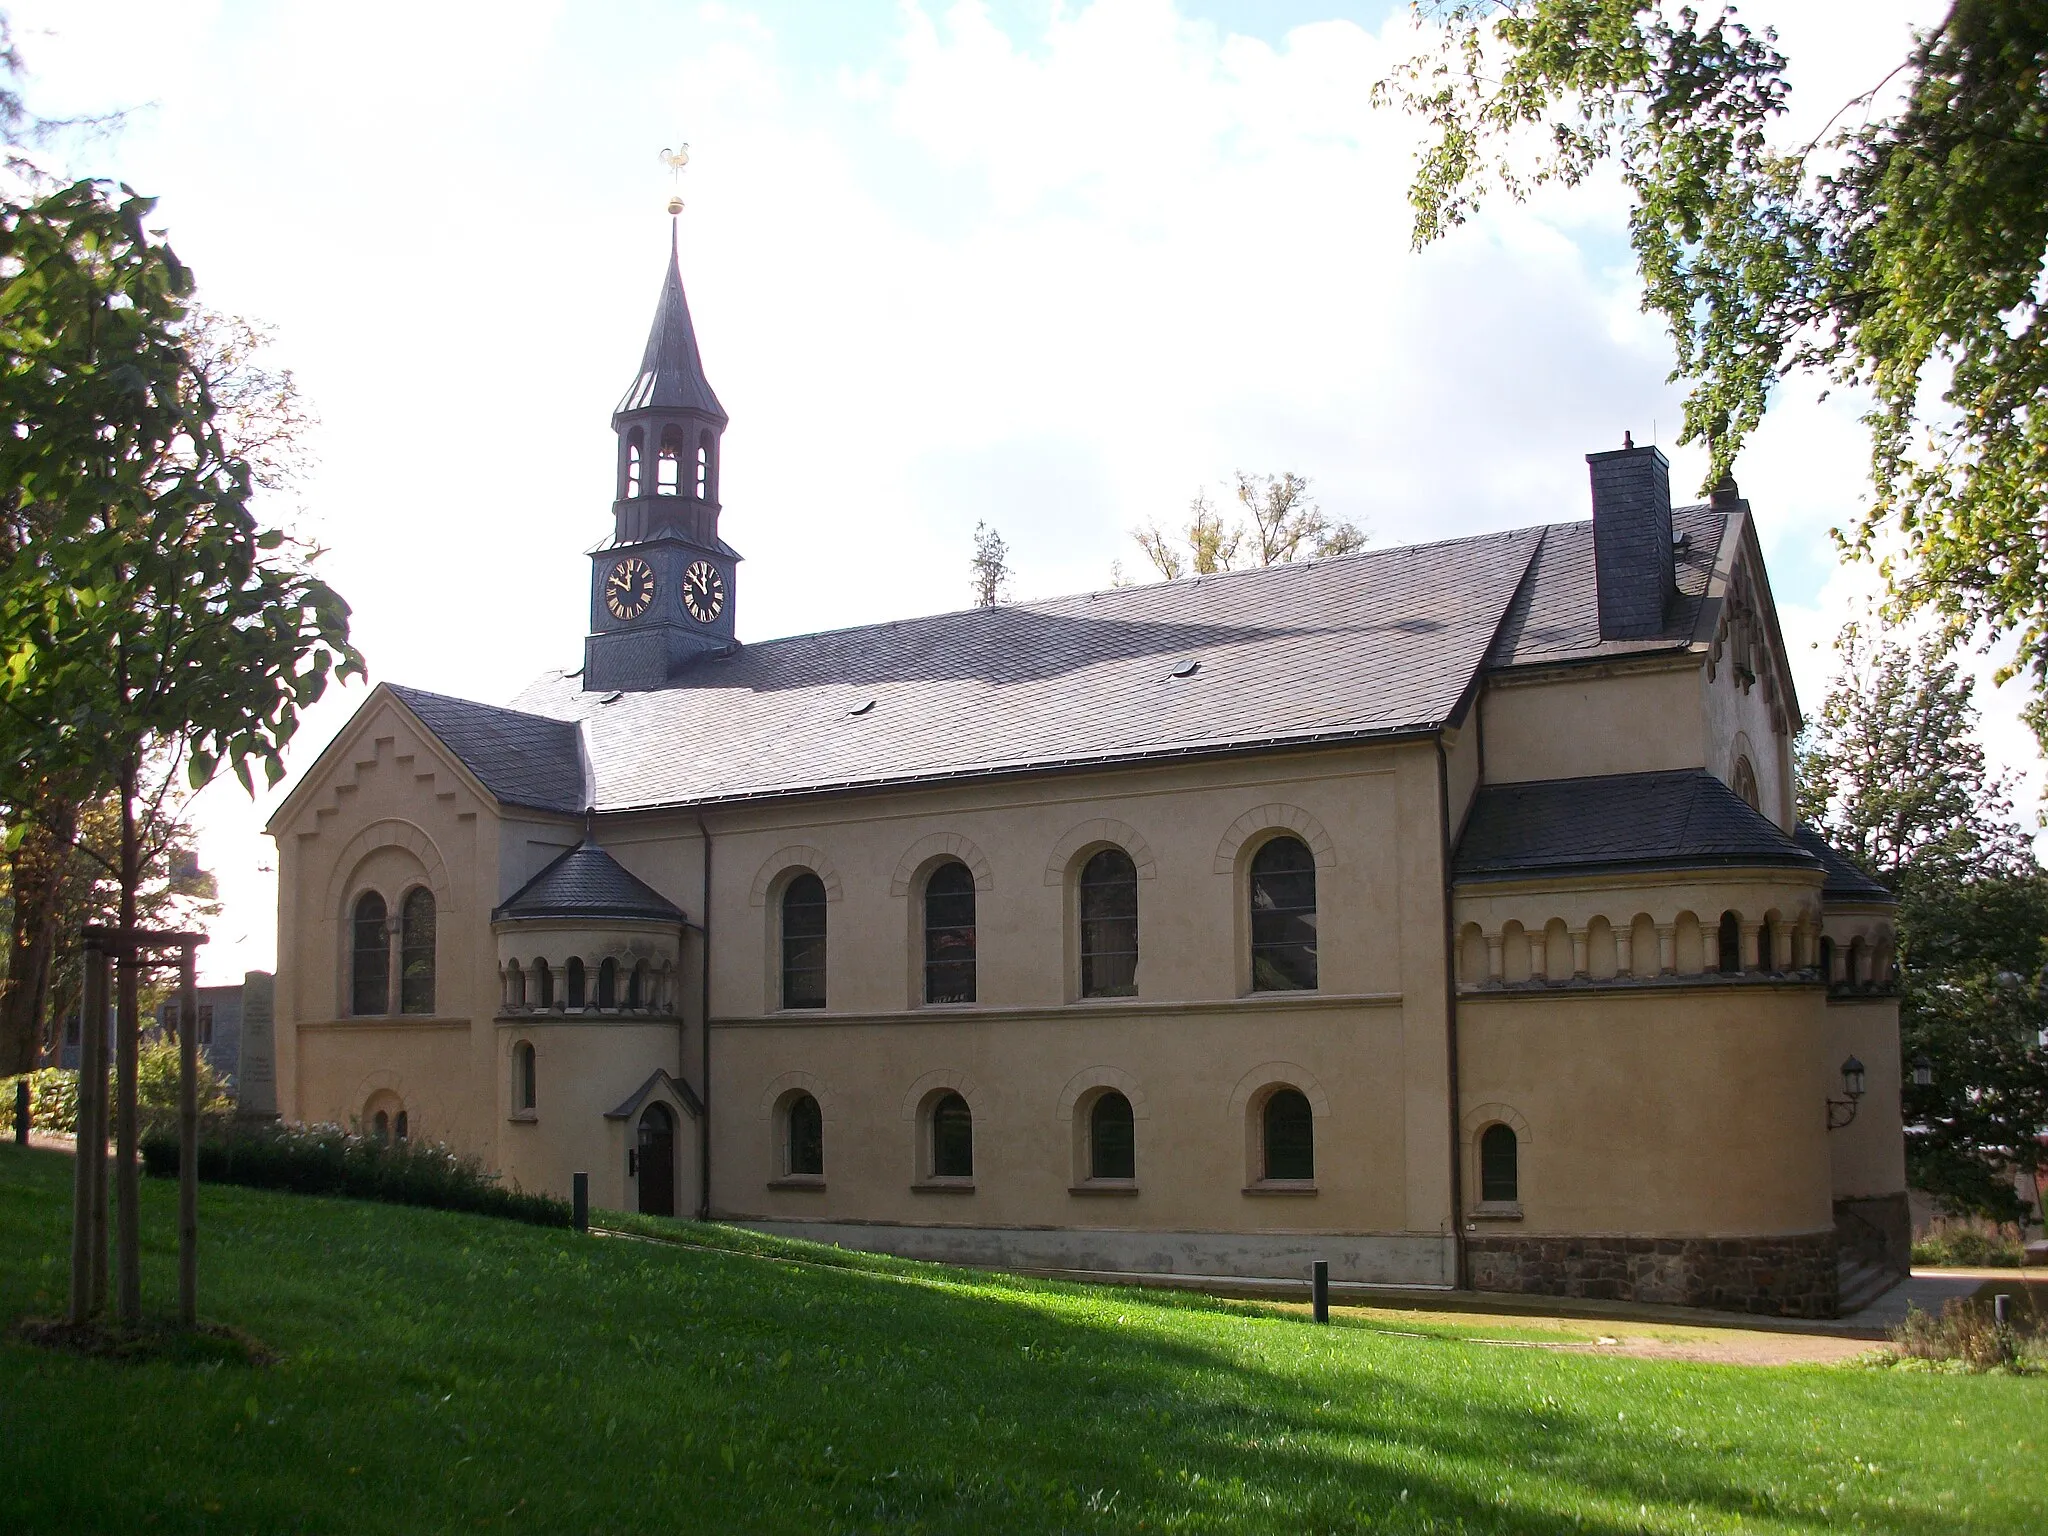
[614,225,726,423]
[1793,826,1896,903]
[388,685,583,815]
[513,527,1547,811]
[1454,770,1820,882]
[1487,502,1725,669]
[492,841,686,923]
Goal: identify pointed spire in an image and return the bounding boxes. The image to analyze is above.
[614,220,726,423]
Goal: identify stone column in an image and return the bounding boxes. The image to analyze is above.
[1741,922,1763,971]
[1484,933,1504,984]
[1702,923,1721,974]
[1570,928,1590,979]
[1526,928,1547,983]
[1656,924,1676,975]
[1615,926,1634,978]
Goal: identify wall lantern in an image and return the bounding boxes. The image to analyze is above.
[1911,1054,1934,1089]
[1826,1055,1867,1132]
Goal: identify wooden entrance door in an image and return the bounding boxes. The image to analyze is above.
[637,1103,676,1217]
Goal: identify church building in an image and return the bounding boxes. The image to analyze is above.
[268,218,1907,1317]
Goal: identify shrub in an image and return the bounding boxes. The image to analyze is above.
[137,1039,231,1118]
[0,1070,80,1137]
[1890,1300,2044,1373]
[140,1119,570,1228]
[1911,1222,2028,1268]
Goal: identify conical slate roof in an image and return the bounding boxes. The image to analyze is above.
[613,222,726,423]
[492,841,685,923]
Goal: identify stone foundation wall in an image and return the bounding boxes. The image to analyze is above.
[1467,1231,1839,1317]
[1834,1192,1911,1277]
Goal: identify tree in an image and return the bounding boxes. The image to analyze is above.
[1798,620,2048,1222]
[1796,622,2032,892]
[0,179,360,1322]
[1380,2,2048,749]
[1133,472,1366,581]
[0,183,346,1077]
[968,520,1013,606]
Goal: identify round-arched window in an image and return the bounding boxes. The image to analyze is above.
[923,861,977,1004]
[351,892,389,1016]
[787,1093,824,1177]
[1479,1123,1518,1203]
[931,1092,973,1179]
[1249,837,1317,991]
[1079,848,1138,998]
[1089,1091,1135,1181]
[1262,1088,1314,1181]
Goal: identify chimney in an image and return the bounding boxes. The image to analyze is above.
[1586,439,1674,640]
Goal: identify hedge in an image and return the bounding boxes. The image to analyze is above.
[140,1118,571,1228]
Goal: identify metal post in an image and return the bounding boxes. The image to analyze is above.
[1995,1293,2011,1328]
[573,1171,589,1232]
[177,945,200,1328]
[13,1077,26,1145]
[1312,1259,1330,1324]
[68,943,105,1325]
[115,945,142,1326]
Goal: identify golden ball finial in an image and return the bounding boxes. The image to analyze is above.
[667,194,685,215]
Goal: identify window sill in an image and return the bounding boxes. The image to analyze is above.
[910,1178,976,1194]
[507,1110,537,1124]
[767,1176,826,1192]
[1469,1202,1523,1221]
[1069,1180,1139,1196]
[1243,1180,1318,1196]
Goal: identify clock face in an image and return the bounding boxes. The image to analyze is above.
[682,559,726,624]
[604,556,656,620]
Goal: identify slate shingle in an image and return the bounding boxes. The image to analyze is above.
[1455,770,1819,882]
[1792,826,1895,903]
[387,685,584,816]
[493,841,685,922]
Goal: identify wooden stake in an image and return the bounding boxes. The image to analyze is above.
[177,946,199,1328]
[67,943,105,1325]
[115,947,141,1327]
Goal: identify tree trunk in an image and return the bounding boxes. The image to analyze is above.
[67,942,107,1325]
[0,785,79,1076]
[114,753,142,1327]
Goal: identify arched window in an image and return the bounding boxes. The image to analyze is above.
[1262,1088,1314,1181]
[506,962,526,1010]
[400,888,435,1014]
[372,1109,390,1143]
[1732,755,1759,811]
[787,1093,824,1177]
[1819,935,1835,985]
[1847,937,1868,988]
[931,1092,973,1178]
[598,957,618,1010]
[394,1110,409,1141]
[781,873,828,1009]
[1078,847,1138,998]
[350,892,389,1016]
[513,1041,537,1113]
[625,428,644,497]
[695,438,711,500]
[1479,1123,1518,1203]
[657,428,681,495]
[535,958,554,1010]
[1250,837,1317,991]
[1718,911,1742,974]
[628,961,646,1010]
[923,861,976,1004]
[567,957,587,1010]
[1089,1091,1135,1181]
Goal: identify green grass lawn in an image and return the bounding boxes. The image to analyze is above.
[0,1146,2039,1534]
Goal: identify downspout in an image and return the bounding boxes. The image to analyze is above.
[695,813,713,1221]
[1436,735,1468,1292]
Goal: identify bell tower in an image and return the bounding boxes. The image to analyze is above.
[585,151,740,692]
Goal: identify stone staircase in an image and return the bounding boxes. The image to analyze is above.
[1837,1252,1903,1317]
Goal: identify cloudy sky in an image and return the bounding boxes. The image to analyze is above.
[15,0,2002,982]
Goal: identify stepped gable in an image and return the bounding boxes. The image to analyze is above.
[388,685,583,815]
[492,841,684,923]
[517,526,1549,812]
[1455,769,1820,883]
[1793,825,1896,903]
[1487,502,1725,669]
